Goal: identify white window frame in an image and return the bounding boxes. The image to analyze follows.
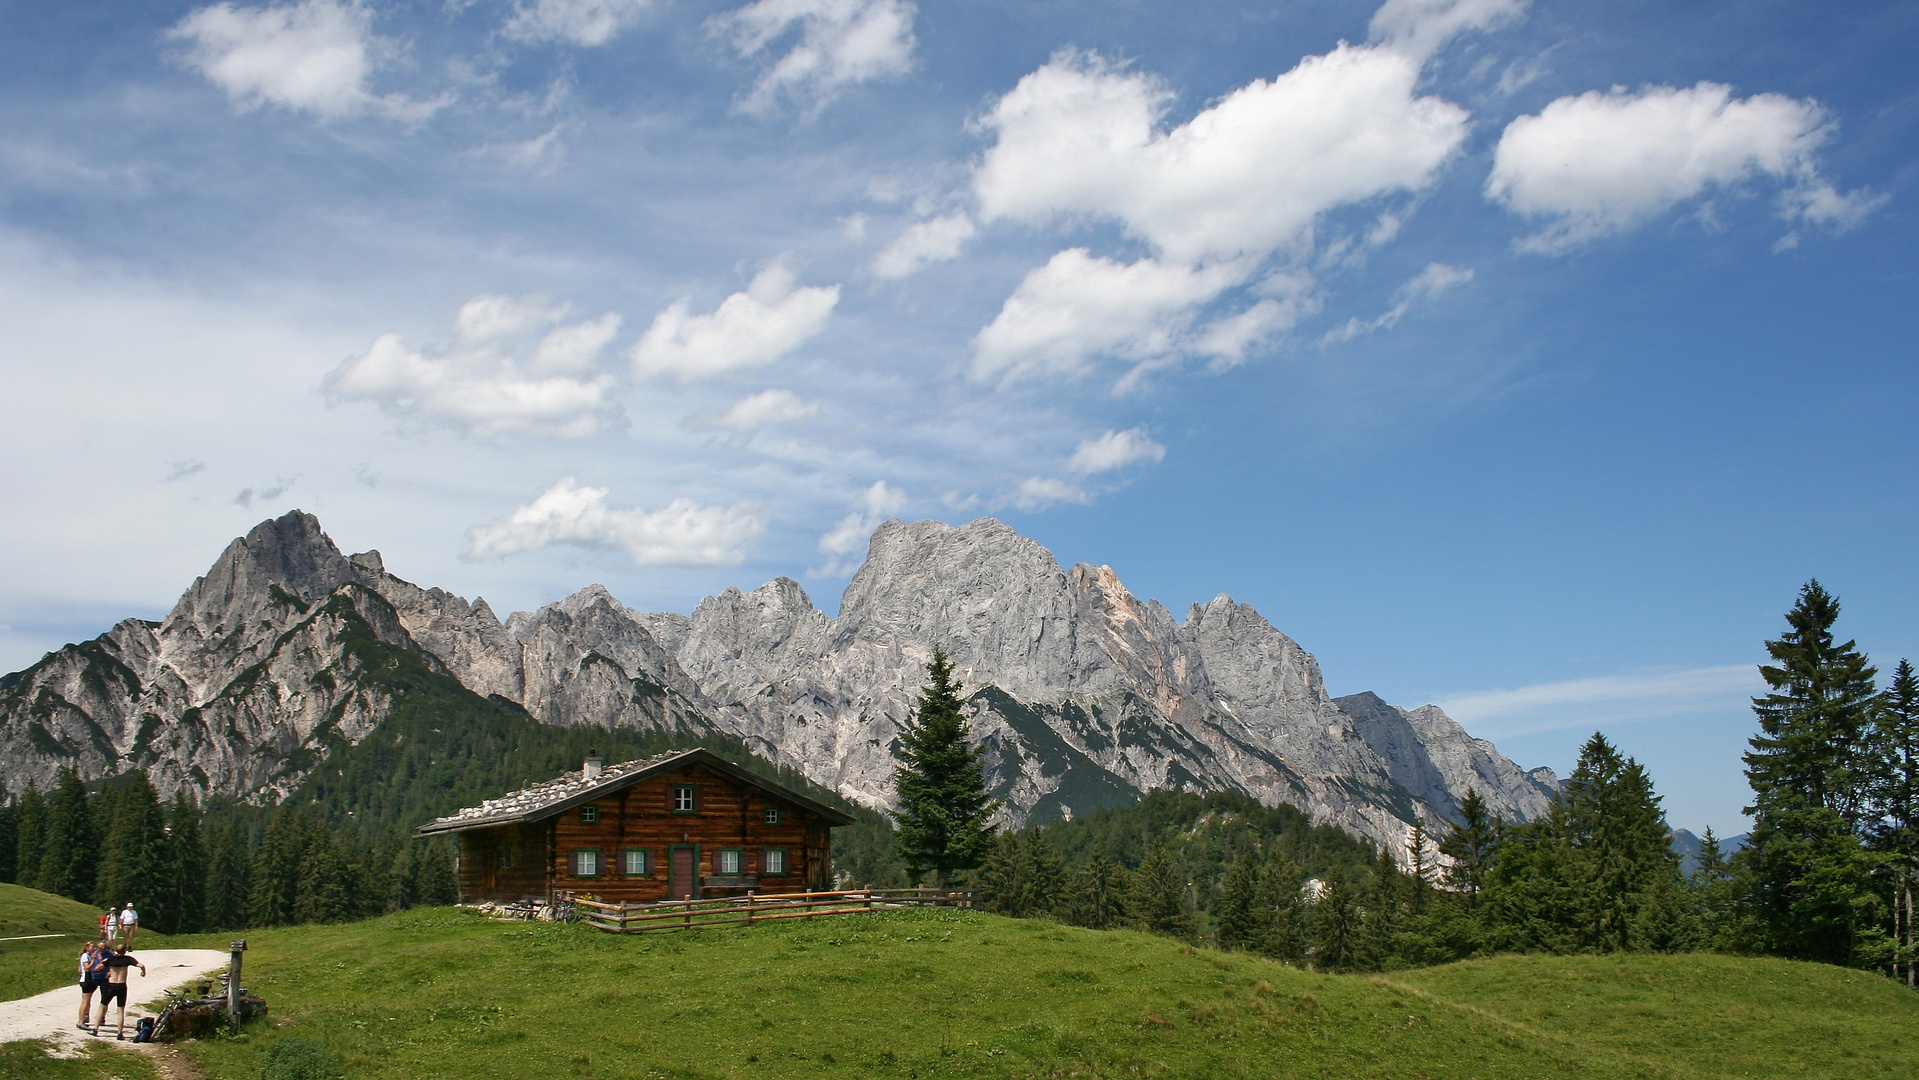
[716,848,743,875]
[764,806,780,825]
[763,848,787,875]
[574,849,600,877]
[623,848,649,876]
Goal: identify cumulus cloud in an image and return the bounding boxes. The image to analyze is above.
[974,47,1468,267]
[811,480,908,576]
[1367,0,1529,62]
[1488,82,1882,252]
[967,39,1475,382]
[324,294,622,438]
[169,0,444,121]
[871,213,977,279]
[701,388,821,434]
[1067,428,1166,476]
[1006,476,1088,511]
[466,478,767,564]
[713,0,916,117]
[1320,262,1472,344]
[504,0,656,46]
[970,250,1248,385]
[629,264,839,382]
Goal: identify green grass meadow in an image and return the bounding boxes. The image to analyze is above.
[0,882,175,1004]
[4,886,1917,1079]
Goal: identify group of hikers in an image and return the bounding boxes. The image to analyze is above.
[74,904,146,1040]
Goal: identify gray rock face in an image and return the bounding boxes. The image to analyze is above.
[0,511,1555,863]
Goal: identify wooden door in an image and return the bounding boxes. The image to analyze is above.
[670,847,695,900]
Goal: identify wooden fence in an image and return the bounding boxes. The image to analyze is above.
[569,888,975,934]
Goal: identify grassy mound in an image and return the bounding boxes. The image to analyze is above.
[167,906,1919,1080]
[0,883,172,1002]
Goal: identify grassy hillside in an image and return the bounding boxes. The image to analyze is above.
[0,883,172,1002]
[146,906,1919,1080]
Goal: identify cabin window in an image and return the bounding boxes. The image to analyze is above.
[672,785,697,812]
[716,849,743,875]
[763,848,787,874]
[622,848,651,876]
[580,805,600,824]
[496,848,513,873]
[764,807,780,825]
[572,849,600,877]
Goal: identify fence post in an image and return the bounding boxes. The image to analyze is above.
[226,939,247,1033]
[746,891,756,926]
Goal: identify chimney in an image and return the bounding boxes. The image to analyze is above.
[583,750,603,782]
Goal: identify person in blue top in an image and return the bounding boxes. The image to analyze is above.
[75,941,108,1030]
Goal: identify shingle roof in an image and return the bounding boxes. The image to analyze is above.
[412,747,856,835]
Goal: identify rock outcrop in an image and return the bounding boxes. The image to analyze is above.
[0,511,1557,861]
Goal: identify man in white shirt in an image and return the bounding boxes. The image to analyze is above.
[118,904,139,947]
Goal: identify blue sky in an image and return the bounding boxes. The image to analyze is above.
[2,0,1914,836]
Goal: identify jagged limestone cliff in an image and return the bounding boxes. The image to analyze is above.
[0,511,1556,860]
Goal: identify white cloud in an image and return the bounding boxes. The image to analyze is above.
[169,0,444,121]
[1068,428,1165,476]
[1007,476,1088,511]
[974,47,1469,267]
[704,388,821,434]
[1434,664,1760,740]
[969,250,1248,385]
[466,478,767,565]
[1488,82,1883,252]
[871,213,977,279]
[1320,262,1472,344]
[713,0,917,117]
[324,294,622,438]
[504,0,656,47]
[1368,0,1529,62]
[629,264,839,382]
[811,480,908,575]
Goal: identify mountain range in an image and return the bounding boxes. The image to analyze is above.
[0,511,1558,858]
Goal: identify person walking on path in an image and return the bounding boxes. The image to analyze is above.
[118,903,138,947]
[92,945,145,1040]
[99,910,116,945]
[75,942,106,1030]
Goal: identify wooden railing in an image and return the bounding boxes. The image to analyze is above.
[568,888,975,934]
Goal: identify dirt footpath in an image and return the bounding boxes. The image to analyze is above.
[0,949,230,1055]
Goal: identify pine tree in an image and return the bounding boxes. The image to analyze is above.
[1869,659,1919,985]
[96,774,167,922]
[12,784,46,887]
[1252,856,1309,962]
[1439,788,1498,904]
[157,792,208,934]
[203,821,253,931]
[249,810,305,926]
[976,829,1065,918]
[1405,823,1433,911]
[1690,827,1737,949]
[414,839,457,906]
[1215,850,1262,950]
[1061,852,1129,930]
[1558,732,1680,951]
[35,770,97,902]
[892,649,998,887]
[1311,868,1363,971]
[1129,842,1194,940]
[1742,580,1885,965]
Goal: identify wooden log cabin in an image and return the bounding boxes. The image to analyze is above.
[414,748,855,904]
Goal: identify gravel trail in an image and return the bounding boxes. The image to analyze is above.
[0,949,231,1054]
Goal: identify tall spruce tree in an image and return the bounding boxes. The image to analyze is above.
[157,792,208,934]
[414,839,458,906]
[1742,580,1885,965]
[12,784,46,887]
[1869,659,1919,984]
[203,821,253,931]
[1311,868,1363,971]
[976,829,1065,918]
[1252,856,1310,962]
[1215,851,1263,950]
[1061,852,1129,929]
[36,770,96,902]
[1559,732,1680,951]
[892,649,997,887]
[1439,788,1497,904]
[97,774,167,920]
[0,799,16,884]
[1129,842,1194,940]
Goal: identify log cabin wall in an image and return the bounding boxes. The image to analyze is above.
[456,761,834,904]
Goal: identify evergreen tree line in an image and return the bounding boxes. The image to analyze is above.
[0,769,455,932]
